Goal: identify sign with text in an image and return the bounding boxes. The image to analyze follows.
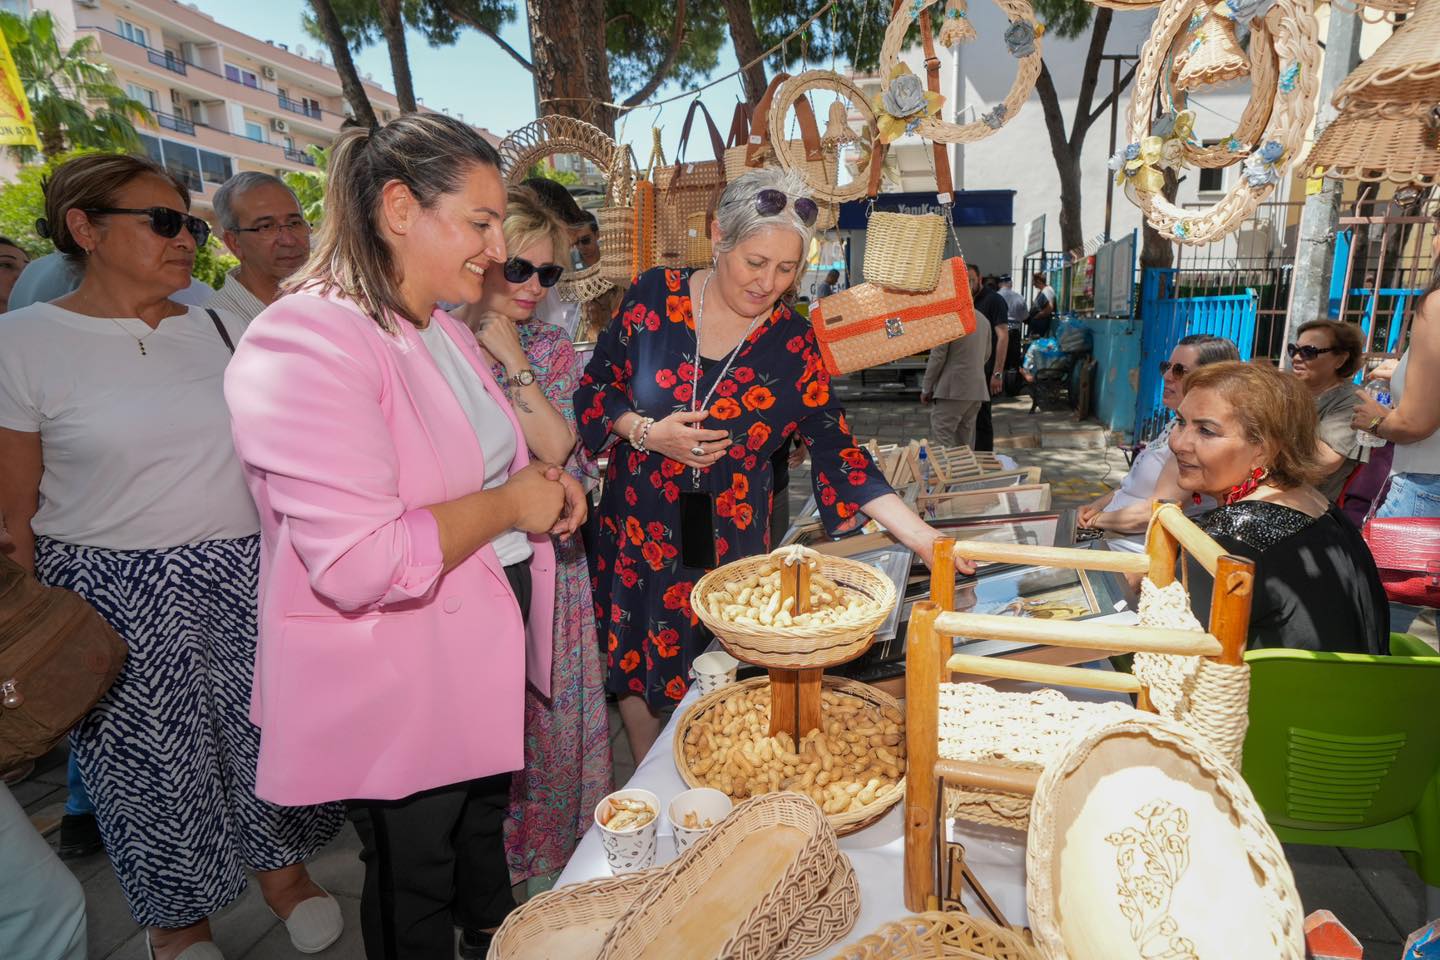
[1024,214,1046,256]
[0,31,37,149]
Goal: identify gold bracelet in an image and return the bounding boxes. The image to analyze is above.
[1368,415,1385,436]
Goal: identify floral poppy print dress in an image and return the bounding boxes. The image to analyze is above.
[575,267,893,708]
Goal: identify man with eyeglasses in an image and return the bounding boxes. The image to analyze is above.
[209,172,311,324]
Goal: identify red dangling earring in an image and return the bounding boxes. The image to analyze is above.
[1224,466,1270,505]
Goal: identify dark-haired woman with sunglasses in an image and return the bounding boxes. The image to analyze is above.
[576,168,947,762]
[0,153,344,960]
[455,184,612,899]
[1076,334,1240,548]
[1285,320,1368,501]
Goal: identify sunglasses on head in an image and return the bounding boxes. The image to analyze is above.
[751,189,819,227]
[1159,360,1190,377]
[1285,342,1338,361]
[84,207,210,246]
[502,256,564,288]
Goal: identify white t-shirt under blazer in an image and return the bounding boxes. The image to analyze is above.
[0,301,259,550]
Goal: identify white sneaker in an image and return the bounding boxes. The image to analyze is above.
[276,891,344,954]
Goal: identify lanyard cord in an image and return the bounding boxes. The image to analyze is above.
[690,271,767,484]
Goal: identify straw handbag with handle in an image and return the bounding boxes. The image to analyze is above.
[724,100,761,182]
[598,143,655,286]
[862,12,953,293]
[654,101,728,268]
[728,74,838,230]
[809,256,976,376]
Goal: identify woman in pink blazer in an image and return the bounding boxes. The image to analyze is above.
[224,115,585,960]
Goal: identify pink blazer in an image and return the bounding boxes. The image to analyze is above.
[224,291,555,806]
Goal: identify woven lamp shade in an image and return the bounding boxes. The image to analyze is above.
[1308,0,1440,184]
[1173,3,1251,92]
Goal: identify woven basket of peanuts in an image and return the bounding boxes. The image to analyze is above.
[674,675,907,835]
[691,545,898,669]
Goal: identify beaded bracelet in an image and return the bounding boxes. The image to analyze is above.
[636,417,656,453]
[627,414,644,450]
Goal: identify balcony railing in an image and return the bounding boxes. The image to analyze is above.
[284,147,317,166]
[277,95,323,121]
[157,112,195,136]
[147,49,187,75]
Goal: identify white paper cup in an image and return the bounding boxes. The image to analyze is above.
[689,650,740,696]
[668,787,733,856]
[594,788,660,874]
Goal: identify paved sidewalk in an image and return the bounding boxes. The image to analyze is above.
[18,389,1431,958]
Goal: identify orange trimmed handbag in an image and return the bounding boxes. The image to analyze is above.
[809,256,976,376]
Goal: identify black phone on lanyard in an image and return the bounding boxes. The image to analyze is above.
[679,490,718,570]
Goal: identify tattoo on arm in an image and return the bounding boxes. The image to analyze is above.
[512,394,534,413]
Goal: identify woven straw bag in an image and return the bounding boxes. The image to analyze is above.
[728,74,839,230]
[811,256,976,376]
[685,210,712,268]
[654,101,727,268]
[1026,713,1305,960]
[598,144,652,286]
[724,100,763,182]
[596,792,858,960]
[830,912,1038,960]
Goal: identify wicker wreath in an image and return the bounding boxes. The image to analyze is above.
[1159,0,1279,170]
[497,114,617,186]
[879,0,1043,144]
[1122,0,1320,245]
[768,71,879,204]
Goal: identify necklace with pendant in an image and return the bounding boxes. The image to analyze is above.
[107,316,159,356]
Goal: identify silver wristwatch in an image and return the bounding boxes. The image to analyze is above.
[508,368,536,388]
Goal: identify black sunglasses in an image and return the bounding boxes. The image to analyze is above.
[502,256,564,288]
[752,188,819,227]
[1286,342,1339,361]
[1159,360,1190,377]
[83,207,210,246]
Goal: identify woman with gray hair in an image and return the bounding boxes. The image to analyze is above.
[576,168,948,759]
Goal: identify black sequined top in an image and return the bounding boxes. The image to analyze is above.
[1183,501,1389,654]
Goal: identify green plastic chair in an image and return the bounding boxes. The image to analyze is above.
[1242,634,1440,917]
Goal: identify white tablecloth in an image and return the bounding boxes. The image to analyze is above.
[557,653,1133,956]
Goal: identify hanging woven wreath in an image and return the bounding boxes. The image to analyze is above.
[497,115,618,187]
[768,70,881,204]
[879,0,1044,144]
[1117,0,1320,245]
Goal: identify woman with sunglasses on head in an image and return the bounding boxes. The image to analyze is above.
[225,116,586,960]
[0,153,344,960]
[452,185,611,902]
[1285,320,1369,501]
[1077,334,1239,548]
[1350,224,1440,520]
[576,168,949,762]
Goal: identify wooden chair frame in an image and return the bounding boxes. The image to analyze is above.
[903,502,1255,911]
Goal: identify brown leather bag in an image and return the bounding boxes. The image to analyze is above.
[0,553,127,768]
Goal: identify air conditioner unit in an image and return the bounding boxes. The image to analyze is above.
[262,65,277,80]
[271,117,289,133]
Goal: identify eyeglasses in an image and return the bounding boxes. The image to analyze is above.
[1159,360,1190,378]
[750,189,818,227]
[1286,342,1339,361]
[233,217,311,240]
[84,207,210,246]
[502,256,564,288]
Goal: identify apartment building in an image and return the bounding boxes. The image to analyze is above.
[9,0,500,216]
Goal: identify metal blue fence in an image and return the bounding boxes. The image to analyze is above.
[1133,268,1258,440]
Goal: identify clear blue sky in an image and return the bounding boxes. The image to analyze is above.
[188,0,747,161]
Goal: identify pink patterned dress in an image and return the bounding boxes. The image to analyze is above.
[488,318,612,889]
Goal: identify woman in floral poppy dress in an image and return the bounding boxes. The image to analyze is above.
[576,169,946,760]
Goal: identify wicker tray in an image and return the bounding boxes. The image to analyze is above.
[597,792,858,960]
[489,842,858,959]
[829,912,1038,960]
[675,675,906,836]
[692,545,897,669]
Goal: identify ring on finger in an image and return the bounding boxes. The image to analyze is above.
[690,444,706,457]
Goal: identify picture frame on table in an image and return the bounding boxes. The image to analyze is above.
[929,467,1043,494]
[917,484,1052,522]
[846,545,913,643]
[804,509,1077,566]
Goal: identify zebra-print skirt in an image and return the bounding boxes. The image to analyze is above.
[35,536,345,928]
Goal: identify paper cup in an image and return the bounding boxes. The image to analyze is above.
[689,650,740,696]
[668,787,733,856]
[594,788,660,874]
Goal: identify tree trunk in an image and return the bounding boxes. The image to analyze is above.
[721,0,768,105]
[308,0,377,127]
[1139,168,1179,270]
[527,0,615,134]
[1056,151,1085,257]
[377,0,416,113]
[38,124,65,160]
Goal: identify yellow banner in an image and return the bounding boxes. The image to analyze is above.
[0,30,37,148]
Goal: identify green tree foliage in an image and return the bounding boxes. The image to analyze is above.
[282,145,329,224]
[526,160,579,187]
[0,148,237,286]
[0,11,153,161]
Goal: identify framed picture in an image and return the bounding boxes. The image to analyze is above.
[931,467,1043,494]
[847,545,914,643]
[917,484,1052,522]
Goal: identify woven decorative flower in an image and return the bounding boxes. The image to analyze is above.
[981,104,1007,129]
[1004,20,1041,58]
[1278,62,1300,93]
[1152,110,1196,143]
[873,63,944,143]
[1112,137,1167,192]
[1242,142,1285,188]
[1223,0,1278,22]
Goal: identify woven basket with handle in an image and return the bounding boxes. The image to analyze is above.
[728,74,839,229]
[685,210,712,268]
[829,912,1039,960]
[654,101,728,267]
[598,143,644,286]
[691,545,896,669]
[674,674,907,836]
